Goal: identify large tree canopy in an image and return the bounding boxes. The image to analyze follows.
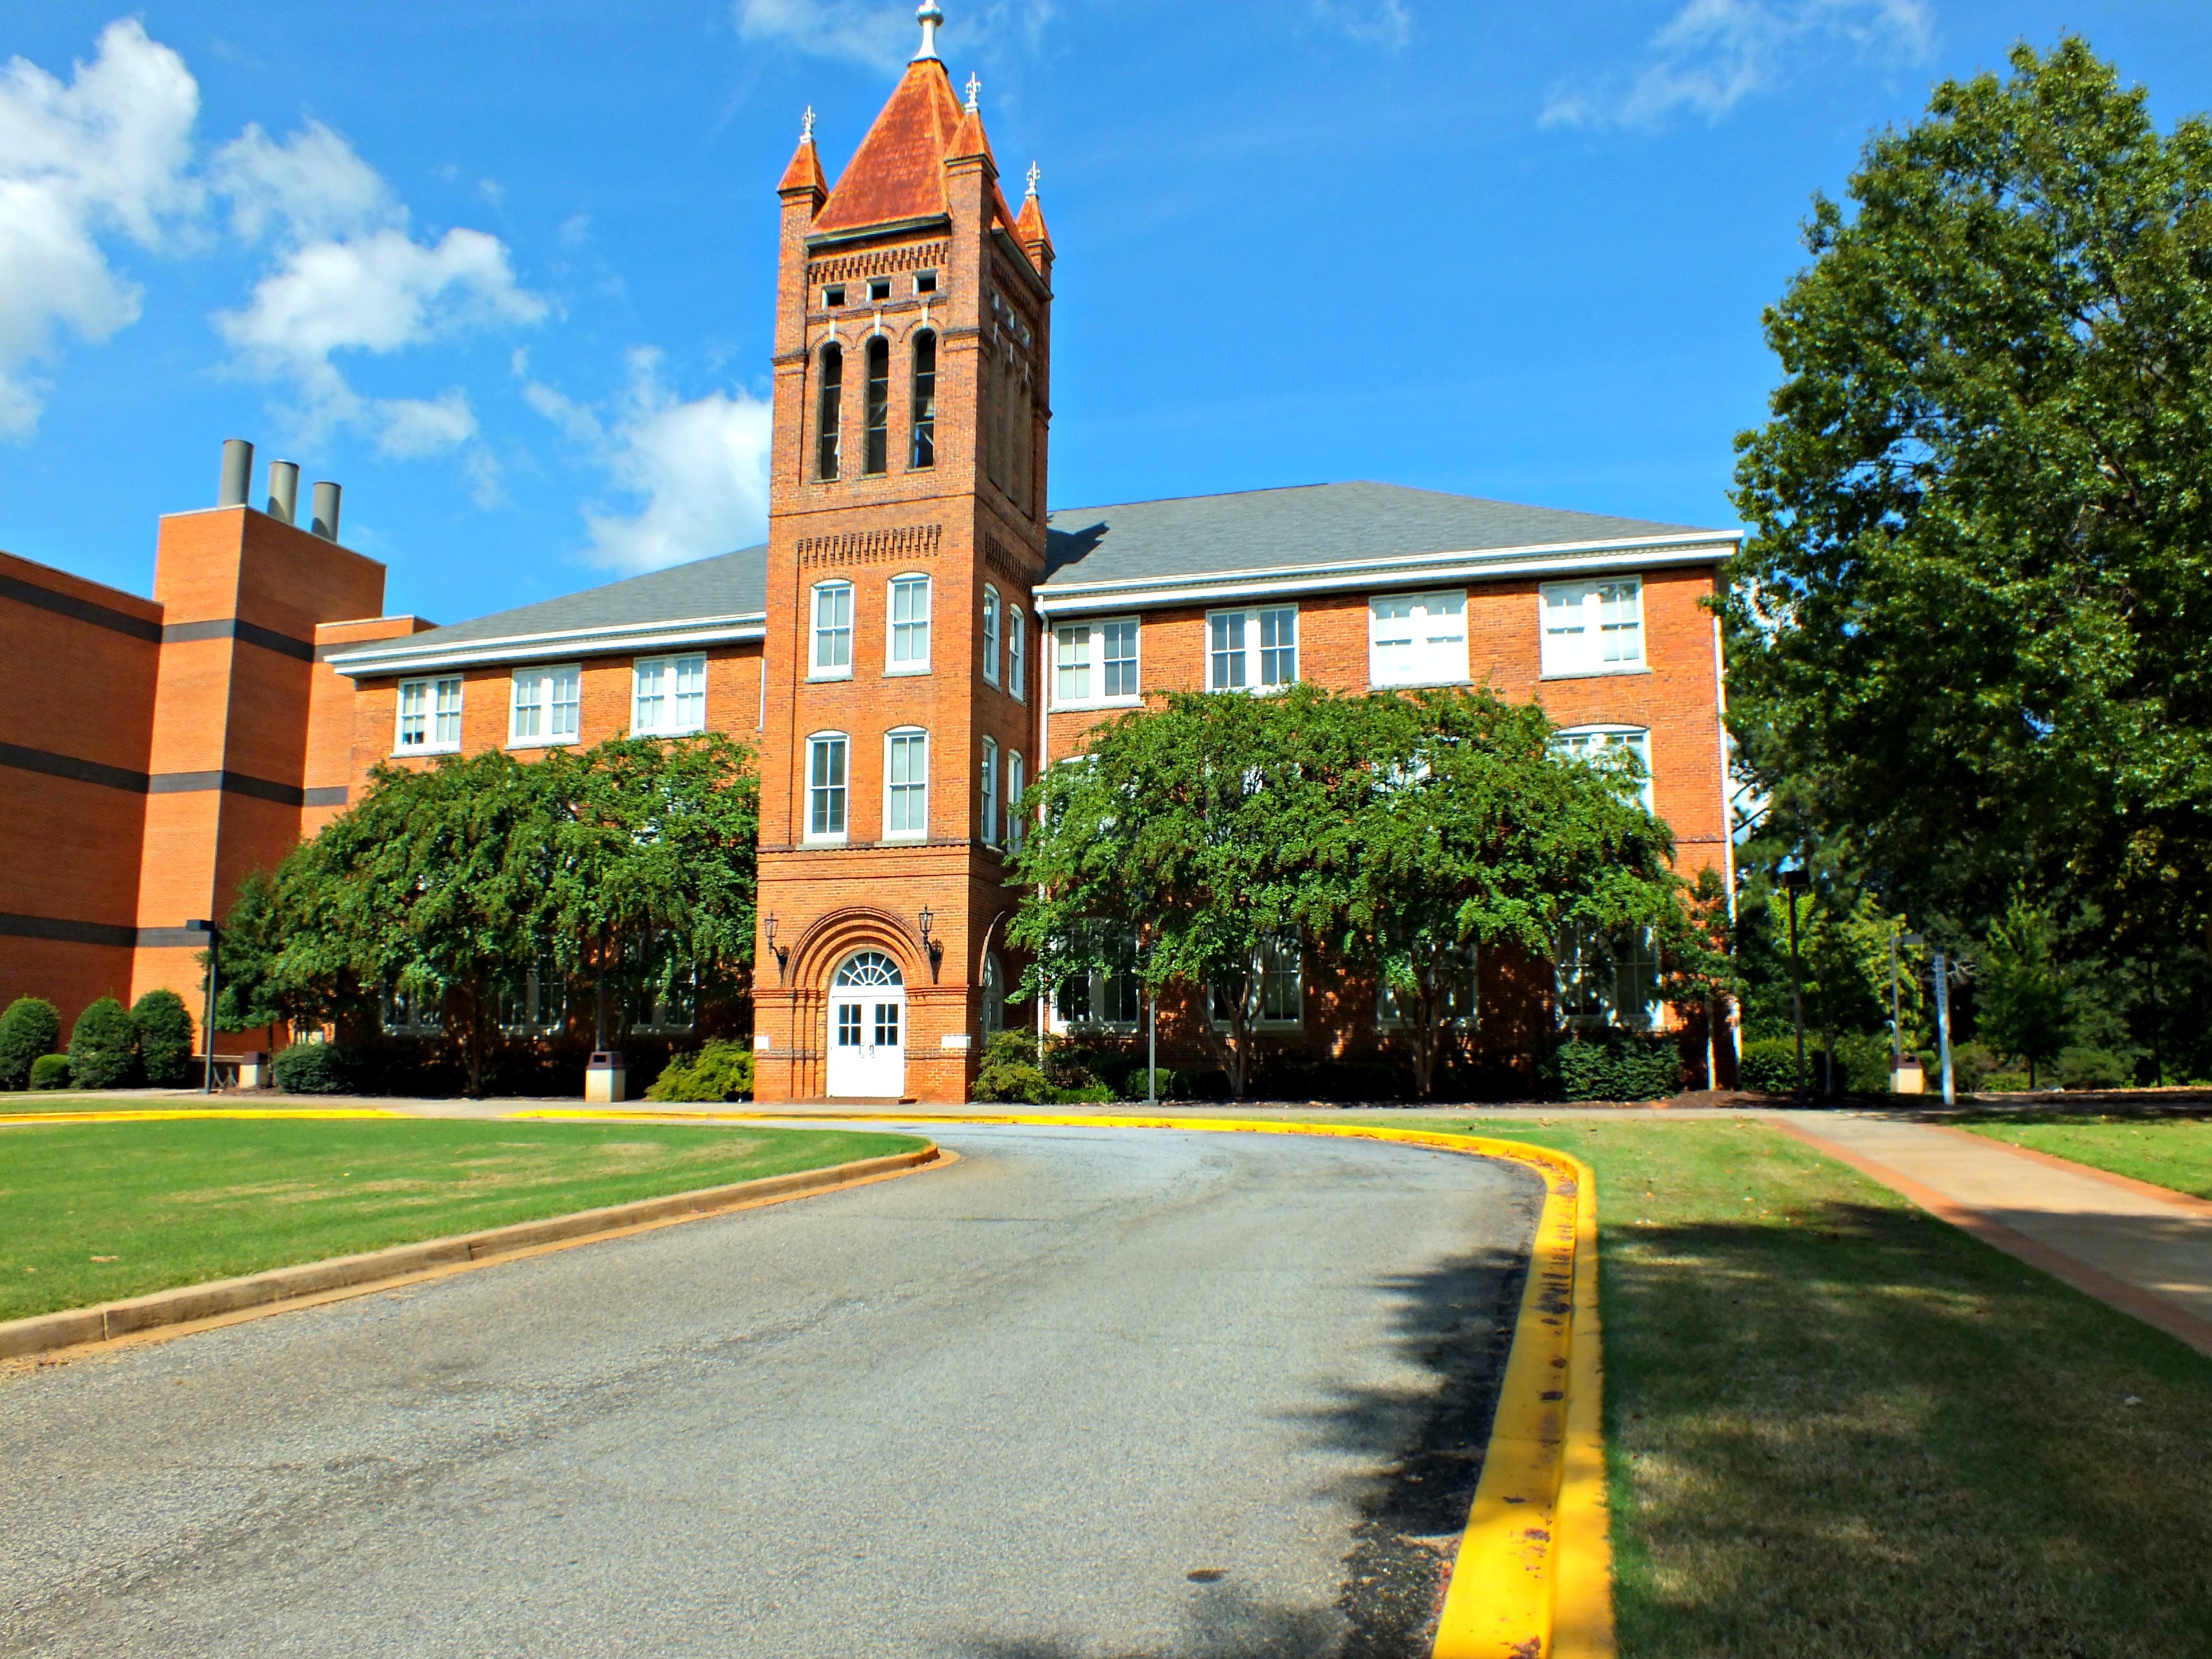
[1727,37,2212,940]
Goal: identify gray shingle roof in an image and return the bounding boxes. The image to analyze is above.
[397,543,768,651]
[1042,482,1721,588]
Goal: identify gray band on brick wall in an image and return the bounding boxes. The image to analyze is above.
[147,771,306,806]
[0,743,319,805]
[303,785,349,807]
[0,912,139,949]
[0,740,151,794]
[161,617,316,662]
[0,573,163,641]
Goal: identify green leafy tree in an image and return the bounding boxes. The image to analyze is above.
[129,989,196,1086]
[0,997,62,1090]
[1726,38,2212,948]
[68,996,137,1090]
[1978,896,2074,1088]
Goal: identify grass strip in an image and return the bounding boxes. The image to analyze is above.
[1375,1115,2212,1659]
[1957,1114,2212,1200]
[0,1117,924,1323]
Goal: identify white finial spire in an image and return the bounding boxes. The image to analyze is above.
[801,106,815,144]
[1025,161,1040,199]
[965,73,981,114]
[915,1,943,61]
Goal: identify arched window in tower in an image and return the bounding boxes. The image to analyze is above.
[909,332,937,470]
[863,336,890,475]
[1011,366,1033,514]
[816,344,843,481]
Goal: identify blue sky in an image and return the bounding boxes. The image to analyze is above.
[3,1,2207,625]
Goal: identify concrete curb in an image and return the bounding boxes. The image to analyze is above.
[511,1107,1615,1659]
[0,1144,941,1361]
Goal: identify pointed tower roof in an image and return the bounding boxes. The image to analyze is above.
[777,107,827,202]
[812,59,968,235]
[1014,162,1052,255]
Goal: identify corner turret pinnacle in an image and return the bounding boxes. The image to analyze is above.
[915,1,944,62]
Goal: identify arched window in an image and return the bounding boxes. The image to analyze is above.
[863,336,890,475]
[836,952,904,987]
[981,953,1005,1036]
[816,345,843,481]
[909,331,937,469]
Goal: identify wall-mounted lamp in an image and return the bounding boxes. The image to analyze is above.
[766,914,789,982]
[918,906,943,983]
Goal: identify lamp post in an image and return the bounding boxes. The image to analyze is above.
[1780,868,1810,1097]
[918,907,941,982]
[185,919,217,1095]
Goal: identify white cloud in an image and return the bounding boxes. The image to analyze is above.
[1310,0,1411,50]
[1544,0,1931,128]
[209,119,395,243]
[528,349,773,574]
[735,0,1054,70]
[376,389,478,458]
[0,20,200,434]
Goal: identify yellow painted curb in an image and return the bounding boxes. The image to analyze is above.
[510,1107,1616,1659]
[0,1107,412,1127]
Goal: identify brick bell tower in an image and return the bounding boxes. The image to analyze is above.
[753,1,1054,1102]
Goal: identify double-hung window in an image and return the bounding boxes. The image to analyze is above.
[980,737,999,846]
[1006,750,1025,852]
[632,655,706,736]
[888,574,931,673]
[812,581,853,678]
[1206,606,1297,692]
[1209,935,1303,1028]
[1058,925,1141,1032]
[382,983,442,1037]
[1008,610,1026,702]
[498,957,567,1035]
[1369,591,1468,687]
[1555,725,1655,811]
[806,733,849,843]
[1377,941,1479,1030]
[1555,922,1660,1032]
[982,588,1001,687]
[1052,617,1141,708]
[510,665,581,746]
[396,676,462,754]
[1540,577,1645,676]
[884,728,928,840]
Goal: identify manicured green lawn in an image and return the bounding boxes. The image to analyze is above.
[1959,1114,2212,1200]
[0,1117,925,1323]
[1396,1116,2212,1659]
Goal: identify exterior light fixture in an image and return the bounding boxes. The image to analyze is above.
[918,907,943,983]
[766,914,788,982]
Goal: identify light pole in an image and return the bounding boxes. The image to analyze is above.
[1892,930,1923,1085]
[1780,868,1810,1097]
[185,919,216,1095]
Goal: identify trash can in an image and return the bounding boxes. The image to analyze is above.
[586,1051,627,1104]
[235,1051,271,1089]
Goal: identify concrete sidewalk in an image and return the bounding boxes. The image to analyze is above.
[1772,1112,2212,1358]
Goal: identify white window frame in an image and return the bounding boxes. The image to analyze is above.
[1008,608,1027,702]
[1006,749,1025,853]
[805,732,849,845]
[395,675,463,755]
[631,653,707,737]
[982,587,1001,687]
[381,982,443,1037]
[1206,605,1298,693]
[1052,615,1143,710]
[630,965,698,1035]
[1052,925,1142,1034]
[1556,724,1656,812]
[980,736,999,847]
[886,573,931,675]
[1378,941,1479,1030]
[509,664,582,747]
[1556,922,1661,1032]
[810,581,854,680]
[1368,590,1468,688]
[883,728,929,842]
[1540,577,1646,677]
[498,957,568,1036]
[1209,935,1304,1030]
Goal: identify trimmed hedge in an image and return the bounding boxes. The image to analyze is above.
[272,1042,363,1095]
[646,1040,755,1102]
[1738,1037,1800,1095]
[67,996,138,1090]
[130,989,197,1087]
[1546,1030,1683,1102]
[30,1054,73,1090]
[0,996,61,1090]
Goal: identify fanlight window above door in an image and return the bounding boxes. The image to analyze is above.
[835,952,904,988]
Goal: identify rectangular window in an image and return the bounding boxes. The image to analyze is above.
[875,1001,900,1047]
[1540,577,1646,677]
[632,654,707,736]
[395,676,463,754]
[1556,726,1655,812]
[1008,610,1026,702]
[808,735,848,842]
[1556,924,1660,1031]
[1053,617,1142,707]
[824,285,846,308]
[1060,925,1141,1032]
[868,277,892,303]
[1207,607,1298,692]
[1377,942,1479,1030]
[888,574,931,673]
[981,737,999,846]
[1368,590,1468,687]
[1209,936,1303,1028]
[813,582,853,677]
[498,958,568,1036]
[511,665,581,745]
[837,1003,862,1046]
[1006,750,1025,852]
[863,337,890,475]
[381,984,442,1037]
[910,332,936,469]
[982,588,1001,686]
[885,730,928,839]
[1056,624,1090,703]
[915,271,937,295]
[1102,619,1139,699]
[631,965,697,1035]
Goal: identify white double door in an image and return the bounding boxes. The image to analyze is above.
[827,984,906,1098]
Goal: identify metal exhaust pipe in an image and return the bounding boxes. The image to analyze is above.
[310,481,342,542]
[267,461,300,525]
[219,439,254,508]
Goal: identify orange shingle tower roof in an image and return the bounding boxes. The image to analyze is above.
[811,58,969,235]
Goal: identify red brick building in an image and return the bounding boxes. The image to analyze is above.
[1,11,1738,1098]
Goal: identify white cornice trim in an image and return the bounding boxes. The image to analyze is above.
[1032,532,1739,617]
[330,612,767,679]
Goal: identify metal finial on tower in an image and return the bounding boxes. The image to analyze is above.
[964,73,981,113]
[915,1,944,61]
[1025,161,1040,199]
[801,106,816,144]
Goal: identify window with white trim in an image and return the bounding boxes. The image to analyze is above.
[498,957,568,1035]
[1555,922,1660,1031]
[887,574,931,673]
[1008,609,1026,702]
[982,588,1001,686]
[884,728,928,840]
[1378,941,1479,1030]
[631,966,697,1035]
[1006,750,1025,852]
[1210,935,1303,1028]
[980,737,999,846]
[806,733,849,843]
[1555,725,1655,812]
[812,581,853,678]
[632,654,706,736]
[1369,591,1467,687]
[1206,606,1297,692]
[1052,617,1142,708]
[396,676,462,754]
[1058,924,1141,1032]
[511,665,581,745]
[381,983,443,1037]
[1541,578,1645,676]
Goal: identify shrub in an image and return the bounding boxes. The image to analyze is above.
[973,1030,1052,1104]
[0,996,61,1090]
[67,996,138,1090]
[2056,1046,2131,1091]
[1546,1030,1682,1102]
[646,1040,755,1102]
[272,1041,363,1095]
[1737,1036,1800,1095]
[1946,1041,1997,1094]
[30,1054,72,1090]
[130,989,197,1086]
[1833,1031,1897,1095]
[1982,1071,2033,1093]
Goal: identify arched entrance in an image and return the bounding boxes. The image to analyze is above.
[827,950,906,1098]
